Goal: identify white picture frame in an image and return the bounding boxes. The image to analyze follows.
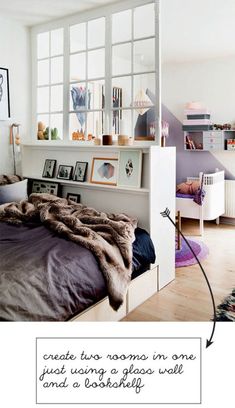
[118,150,142,188]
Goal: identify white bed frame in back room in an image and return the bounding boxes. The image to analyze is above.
[21,143,176,321]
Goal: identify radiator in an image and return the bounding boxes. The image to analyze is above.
[224,180,235,218]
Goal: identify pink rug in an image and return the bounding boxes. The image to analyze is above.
[176,237,209,268]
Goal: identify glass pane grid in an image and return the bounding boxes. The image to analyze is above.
[35,4,157,142]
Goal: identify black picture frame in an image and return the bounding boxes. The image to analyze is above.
[42,159,57,178]
[57,165,73,180]
[0,67,10,120]
[31,180,59,196]
[67,193,81,203]
[73,161,88,182]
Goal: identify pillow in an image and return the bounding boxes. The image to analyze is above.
[176,180,200,195]
[0,179,28,204]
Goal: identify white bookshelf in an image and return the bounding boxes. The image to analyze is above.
[22,143,176,290]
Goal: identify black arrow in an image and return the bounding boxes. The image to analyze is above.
[161,208,216,348]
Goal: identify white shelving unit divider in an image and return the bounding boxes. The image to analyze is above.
[22,143,176,293]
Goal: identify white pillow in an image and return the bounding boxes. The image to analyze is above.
[0,179,28,204]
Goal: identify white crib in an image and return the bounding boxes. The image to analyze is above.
[176,170,225,235]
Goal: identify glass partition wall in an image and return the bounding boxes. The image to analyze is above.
[32,0,160,143]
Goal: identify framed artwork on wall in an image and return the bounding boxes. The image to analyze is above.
[118,150,142,188]
[0,67,10,120]
[42,159,57,178]
[90,157,118,186]
[73,161,88,182]
[31,180,59,196]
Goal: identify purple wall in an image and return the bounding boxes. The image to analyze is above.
[162,104,235,183]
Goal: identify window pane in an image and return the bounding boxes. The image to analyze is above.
[50,113,63,140]
[37,32,49,59]
[112,76,131,108]
[112,10,132,43]
[88,49,105,79]
[88,80,104,110]
[37,115,49,140]
[70,53,86,82]
[133,73,155,106]
[87,111,104,137]
[70,23,86,53]
[88,18,105,49]
[112,43,131,76]
[51,28,64,56]
[134,109,156,141]
[51,85,63,112]
[112,109,132,136]
[70,83,87,111]
[69,112,86,140]
[37,60,49,86]
[37,87,49,113]
[51,56,63,84]
[134,3,155,39]
[134,38,155,73]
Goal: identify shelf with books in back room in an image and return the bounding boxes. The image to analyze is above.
[183,105,235,151]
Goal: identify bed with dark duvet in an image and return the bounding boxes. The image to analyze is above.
[0,196,155,321]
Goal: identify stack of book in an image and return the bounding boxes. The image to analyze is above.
[183,109,213,131]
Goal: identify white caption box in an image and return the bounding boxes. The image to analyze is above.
[36,337,201,404]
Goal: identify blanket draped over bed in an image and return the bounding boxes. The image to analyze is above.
[0,193,137,310]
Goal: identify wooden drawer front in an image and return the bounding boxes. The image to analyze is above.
[204,136,223,144]
[72,297,127,321]
[127,267,158,313]
[203,142,223,151]
[203,131,223,139]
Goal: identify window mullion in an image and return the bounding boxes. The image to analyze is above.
[63,24,70,141]
[131,8,134,138]
[155,0,160,145]
[104,13,112,135]
[48,32,51,140]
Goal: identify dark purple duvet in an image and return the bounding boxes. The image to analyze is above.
[0,222,155,321]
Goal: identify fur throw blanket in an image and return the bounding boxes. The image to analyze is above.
[0,174,22,185]
[0,193,137,311]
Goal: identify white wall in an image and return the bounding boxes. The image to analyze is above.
[162,56,235,124]
[162,56,235,177]
[0,17,30,175]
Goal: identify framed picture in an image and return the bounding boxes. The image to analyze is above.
[67,193,81,203]
[118,150,142,188]
[90,157,118,186]
[31,180,59,196]
[0,67,10,120]
[73,161,88,182]
[42,159,57,178]
[57,165,73,180]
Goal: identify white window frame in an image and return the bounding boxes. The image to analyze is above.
[31,0,160,144]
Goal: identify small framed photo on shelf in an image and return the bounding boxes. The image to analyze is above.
[90,157,118,186]
[67,193,81,203]
[118,150,142,188]
[42,159,57,178]
[57,165,73,180]
[73,161,88,182]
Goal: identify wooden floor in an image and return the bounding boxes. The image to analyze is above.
[123,219,235,322]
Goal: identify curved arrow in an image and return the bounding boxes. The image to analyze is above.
[161,208,216,348]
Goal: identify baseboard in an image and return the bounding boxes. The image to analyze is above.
[220,217,235,226]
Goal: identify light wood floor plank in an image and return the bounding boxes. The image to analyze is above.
[123,220,235,321]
